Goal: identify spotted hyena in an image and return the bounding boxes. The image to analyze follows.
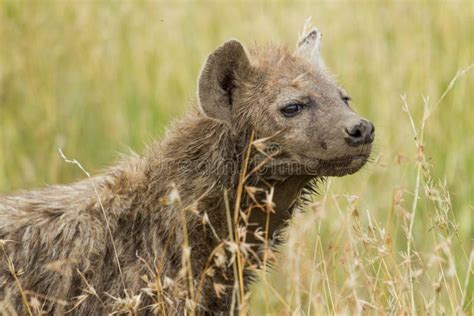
[0,27,374,314]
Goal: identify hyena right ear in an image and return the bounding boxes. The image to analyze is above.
[295,27,324,69]
[198,40,252,123]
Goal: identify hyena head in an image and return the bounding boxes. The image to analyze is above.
[198,28,374,178]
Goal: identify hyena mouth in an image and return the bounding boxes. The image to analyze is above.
[321,155,368,167]
[318,155,369,176]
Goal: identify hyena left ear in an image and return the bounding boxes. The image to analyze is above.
[197,39,252,124]
[295,27,324,69]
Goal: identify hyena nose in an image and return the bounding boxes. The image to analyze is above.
[344,119,375,146]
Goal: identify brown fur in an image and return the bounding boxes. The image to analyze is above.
[0,29,374,314]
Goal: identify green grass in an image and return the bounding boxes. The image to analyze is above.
[0,1,472,314]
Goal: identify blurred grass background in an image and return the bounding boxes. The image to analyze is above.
[0,1,472,314]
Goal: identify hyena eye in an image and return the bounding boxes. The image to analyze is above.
[280,103,304,117]
[342,96,351,106]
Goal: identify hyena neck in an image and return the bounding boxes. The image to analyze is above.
[142,112,249,218]
[243,175,316,246]
[142,112,316,240]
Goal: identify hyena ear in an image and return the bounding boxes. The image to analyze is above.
[198,39,252,123]
[295,27,324,69]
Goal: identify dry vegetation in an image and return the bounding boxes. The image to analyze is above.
[0,1,472,315]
